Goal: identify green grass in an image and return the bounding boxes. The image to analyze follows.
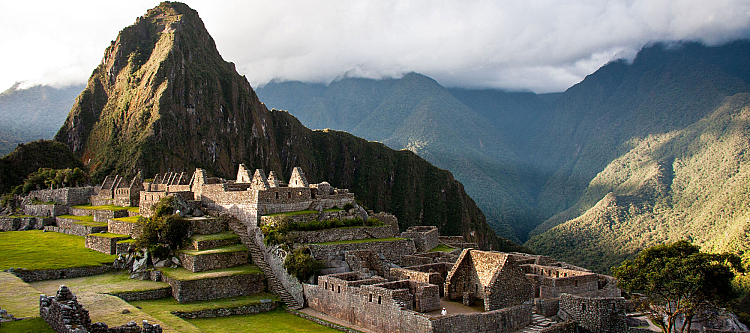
[0,272,43,318]
[127,206,140,213]
[0,231,117,270]
[187,308,339,333]
[265,210,318,217]
[30,271,169,295]
[312,237,406,245]
[159,264,262,281]
[118,239,137,244]
[6,215,33,218]
[428,244,456,252]
[57,214,94,222]
[178,244,247,256]
[0,317,55,333]
[189,231,238,242]
[112,215,141,223]
[71,204,133,212]
[88,232,130,239]
[128,294,282,333]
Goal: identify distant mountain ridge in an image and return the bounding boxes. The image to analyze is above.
[48,2,515,251]
[0,83,84,156]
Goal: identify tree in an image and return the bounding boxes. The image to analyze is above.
[613,240,744,333]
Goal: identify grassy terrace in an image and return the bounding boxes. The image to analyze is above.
[428,244,456,252]
[112,215,141,223]
[0,231,117,270]
[58,214,94,222]
[178,244,247,256]
[312,237,406,245]
[264,208,343,217]
[159,264,262,281]
[188,308,339,333]
[5,215,33,218]
[71,204,140,213]
[30,271,169,296]
[189,231,238,242]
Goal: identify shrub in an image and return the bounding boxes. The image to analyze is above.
[284,247,323,282]
[343,203,354,211]
[134,196,190,255]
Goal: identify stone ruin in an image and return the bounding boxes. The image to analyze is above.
[40,285,162,333]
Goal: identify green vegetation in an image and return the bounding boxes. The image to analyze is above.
[0,317,55,333]
[187,308,338,333]
[313,237,406,245]
[265,210,318,217]
[262,217,384,247]
[58,214,94,222]
[113,215,141,223]
[0,231,116,270]
[0,272,43,318]
[284,247,323,282]
[159,264,262,281]
[71,204,132,211]
[89,232,130,239]
[73,220,108,228]
[613,241,744,333]
[30,271,169,295]
[428,244,455,252]
[15,167,87,194]
[189,231,238,242]
[178,244,247,256]
[136,196,190,257]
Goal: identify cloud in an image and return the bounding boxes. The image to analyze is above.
[1,0,749,93]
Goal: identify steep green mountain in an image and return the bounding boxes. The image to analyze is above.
[0,83,84,156]
[51,1,517,251]
[258,74,545,243]
[0,140,84,193]
[528,41,750,237]
[526,93,750,273]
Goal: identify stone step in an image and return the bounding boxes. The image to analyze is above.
[187,231,241,251]
[178,244,250,272]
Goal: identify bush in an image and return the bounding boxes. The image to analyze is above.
[284,247,323,282]
[343,203,354,211]
[135,196,190,254]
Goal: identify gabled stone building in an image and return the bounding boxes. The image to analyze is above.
[445,249,535,311]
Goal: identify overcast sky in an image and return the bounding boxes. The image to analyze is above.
[2,0,750,94]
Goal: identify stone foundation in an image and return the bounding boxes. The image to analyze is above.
[107,287,173,302]
[178,250,249,272]
[23,204,68,217]
[27,187,94,206]
[557,294,627,332]
[44,225,107,237]
[188,235,239,251]
[307,239,416,265]
[401,226,439,252]
[94,210,129,223]
[10,265,113,282]
[170,301,278,318]
[162,272,265,303]
[290,225,398,244]
[0,216,53,231]
[187,217,227,235]
[108,219,144,239]
[86,234,131,254]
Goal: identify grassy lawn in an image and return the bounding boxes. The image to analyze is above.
[0,272,42,318]
[88,232,130,239]
[112,216,141,223]
[187,308,340,333]
[178,244,247,256]
[30,271,169,295]
[428,244,456,252]
[0,231,116,270]
[57,214,94,222]
[0,317,55,333]
[312,237,406,245]
[190,231,238,242]
[159,264,262,281]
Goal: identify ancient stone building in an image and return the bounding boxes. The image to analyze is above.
[557,293,628,332]
[401,226,439,252]
[445,249,534,311]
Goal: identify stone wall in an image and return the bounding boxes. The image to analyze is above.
[162,272,265,303]
[557,293,628,333]
[40,285,162,333]
[308,239,416,265]
[401,252,459,267]
[430,304,532,333]
[27,187,94,206]
[538,321,576,333]
[188,217,227,235]
[0,216,53,231]
[252,228,306,307]
[10,265,113,282]
[535,297,560,318]
[86,234,130,254]
[23,204,68,217]
[93,210,129,223]
[54,218,107,236]
[170,301,278,318]
[290,225,398,244]
[178,250,249,272]
[139,191,168,217]
[522,264,600,299]
[116,240,136,255]
[189,236,238,251]
[391,263,453,297]
[107,287,173,302]
[438,236,478,250]
[401,226,439,252]
[108,219,144,239]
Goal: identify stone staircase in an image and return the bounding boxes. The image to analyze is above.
[517,314,556,333]
[227,218,302,309]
